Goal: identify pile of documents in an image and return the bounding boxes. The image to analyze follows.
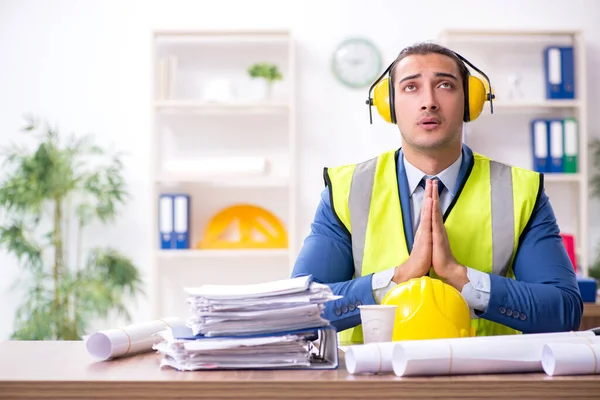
[153,275,341,370]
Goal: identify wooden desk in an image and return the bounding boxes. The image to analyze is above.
[1,341,600,399]
[581,303,600,331]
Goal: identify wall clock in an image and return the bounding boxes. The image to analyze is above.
[332,37,383,89]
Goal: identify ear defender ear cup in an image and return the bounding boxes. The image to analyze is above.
[389,74,397,124]
[371,77,394,124]
[464,75,488,122]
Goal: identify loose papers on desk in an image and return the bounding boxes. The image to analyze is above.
[154,275,341,370]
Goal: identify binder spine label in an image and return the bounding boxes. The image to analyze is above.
[159,195,174,249]
[564,120,578,156]
[548,48,562,85]
[534,121,548,158]
[549,121,564,159]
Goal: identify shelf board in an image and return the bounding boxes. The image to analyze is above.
[544,173,581,183]
[158,249,289,259]
[155,100,289,115]
[156,174,289,187]
[492,100,580,109]
[154,30,290,44]
[442,29,580,37]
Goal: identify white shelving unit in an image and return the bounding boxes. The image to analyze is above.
[440,29,589,276]
[150,30,296,318]
[154,100,290,114]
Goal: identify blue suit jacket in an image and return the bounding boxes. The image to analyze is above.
[292,145,583,333]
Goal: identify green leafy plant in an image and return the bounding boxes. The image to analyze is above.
[0,115,144,340]
[247,62,283,84]
[589,138,600,281]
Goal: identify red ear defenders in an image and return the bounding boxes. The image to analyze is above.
[366,51,495,124]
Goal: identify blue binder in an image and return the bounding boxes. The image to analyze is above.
[531,119,549,173]
[174,194,190,249]
[548,119,564,173]
[544,46,575,99]
[159,194,174,249]
[561,47,575,99]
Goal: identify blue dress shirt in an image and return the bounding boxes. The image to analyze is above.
[291,144,583,334]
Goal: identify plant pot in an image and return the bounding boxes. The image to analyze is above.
[247,78,272,102]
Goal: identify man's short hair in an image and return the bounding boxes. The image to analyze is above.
[389,42,470,96]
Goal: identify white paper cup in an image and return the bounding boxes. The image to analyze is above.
[358,305,397,344]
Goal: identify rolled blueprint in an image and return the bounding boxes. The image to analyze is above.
[86,317,185,361]
[345,342,396,374]
[542,342,600,376]
[345,330,598,375]
[392,336,600,377]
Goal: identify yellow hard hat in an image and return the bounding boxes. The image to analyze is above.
[381,276,474,341]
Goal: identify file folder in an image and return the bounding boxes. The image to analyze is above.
[169,325,339,370]
[174,194,190,249]
[159,194,174,249]
[544,47,562,99]
[548,119,564,173]
[544,46,575,99]
[531,119,549,173]
[563,117,578,173]
[560,47,575,99]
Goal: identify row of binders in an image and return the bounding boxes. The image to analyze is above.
[153,275,341,370]
[544,46,574,100]
[159,193,190,249]
[531,118,578,173]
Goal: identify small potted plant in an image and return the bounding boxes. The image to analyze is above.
[247,62,283,101]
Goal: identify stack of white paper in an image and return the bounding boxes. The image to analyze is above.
[155,327,323,370]
[185,276,338,337]
[154,275,340,370]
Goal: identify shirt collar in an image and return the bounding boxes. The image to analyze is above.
[403,151,463,197]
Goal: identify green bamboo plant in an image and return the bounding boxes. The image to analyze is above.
[0,116,144,340]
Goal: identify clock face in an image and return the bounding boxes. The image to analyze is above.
[332,38,383,89]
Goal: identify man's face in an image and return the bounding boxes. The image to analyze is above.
[393,53,465,152]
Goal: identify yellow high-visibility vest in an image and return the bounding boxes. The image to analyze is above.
[324,149,541,345]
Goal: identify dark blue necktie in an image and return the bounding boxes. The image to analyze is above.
[419,177,445,197]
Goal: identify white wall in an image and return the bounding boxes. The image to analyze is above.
[1,0,599,339]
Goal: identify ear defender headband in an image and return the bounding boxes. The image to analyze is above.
[365,51,495,124]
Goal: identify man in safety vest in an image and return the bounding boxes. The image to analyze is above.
[291,42,583,345]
